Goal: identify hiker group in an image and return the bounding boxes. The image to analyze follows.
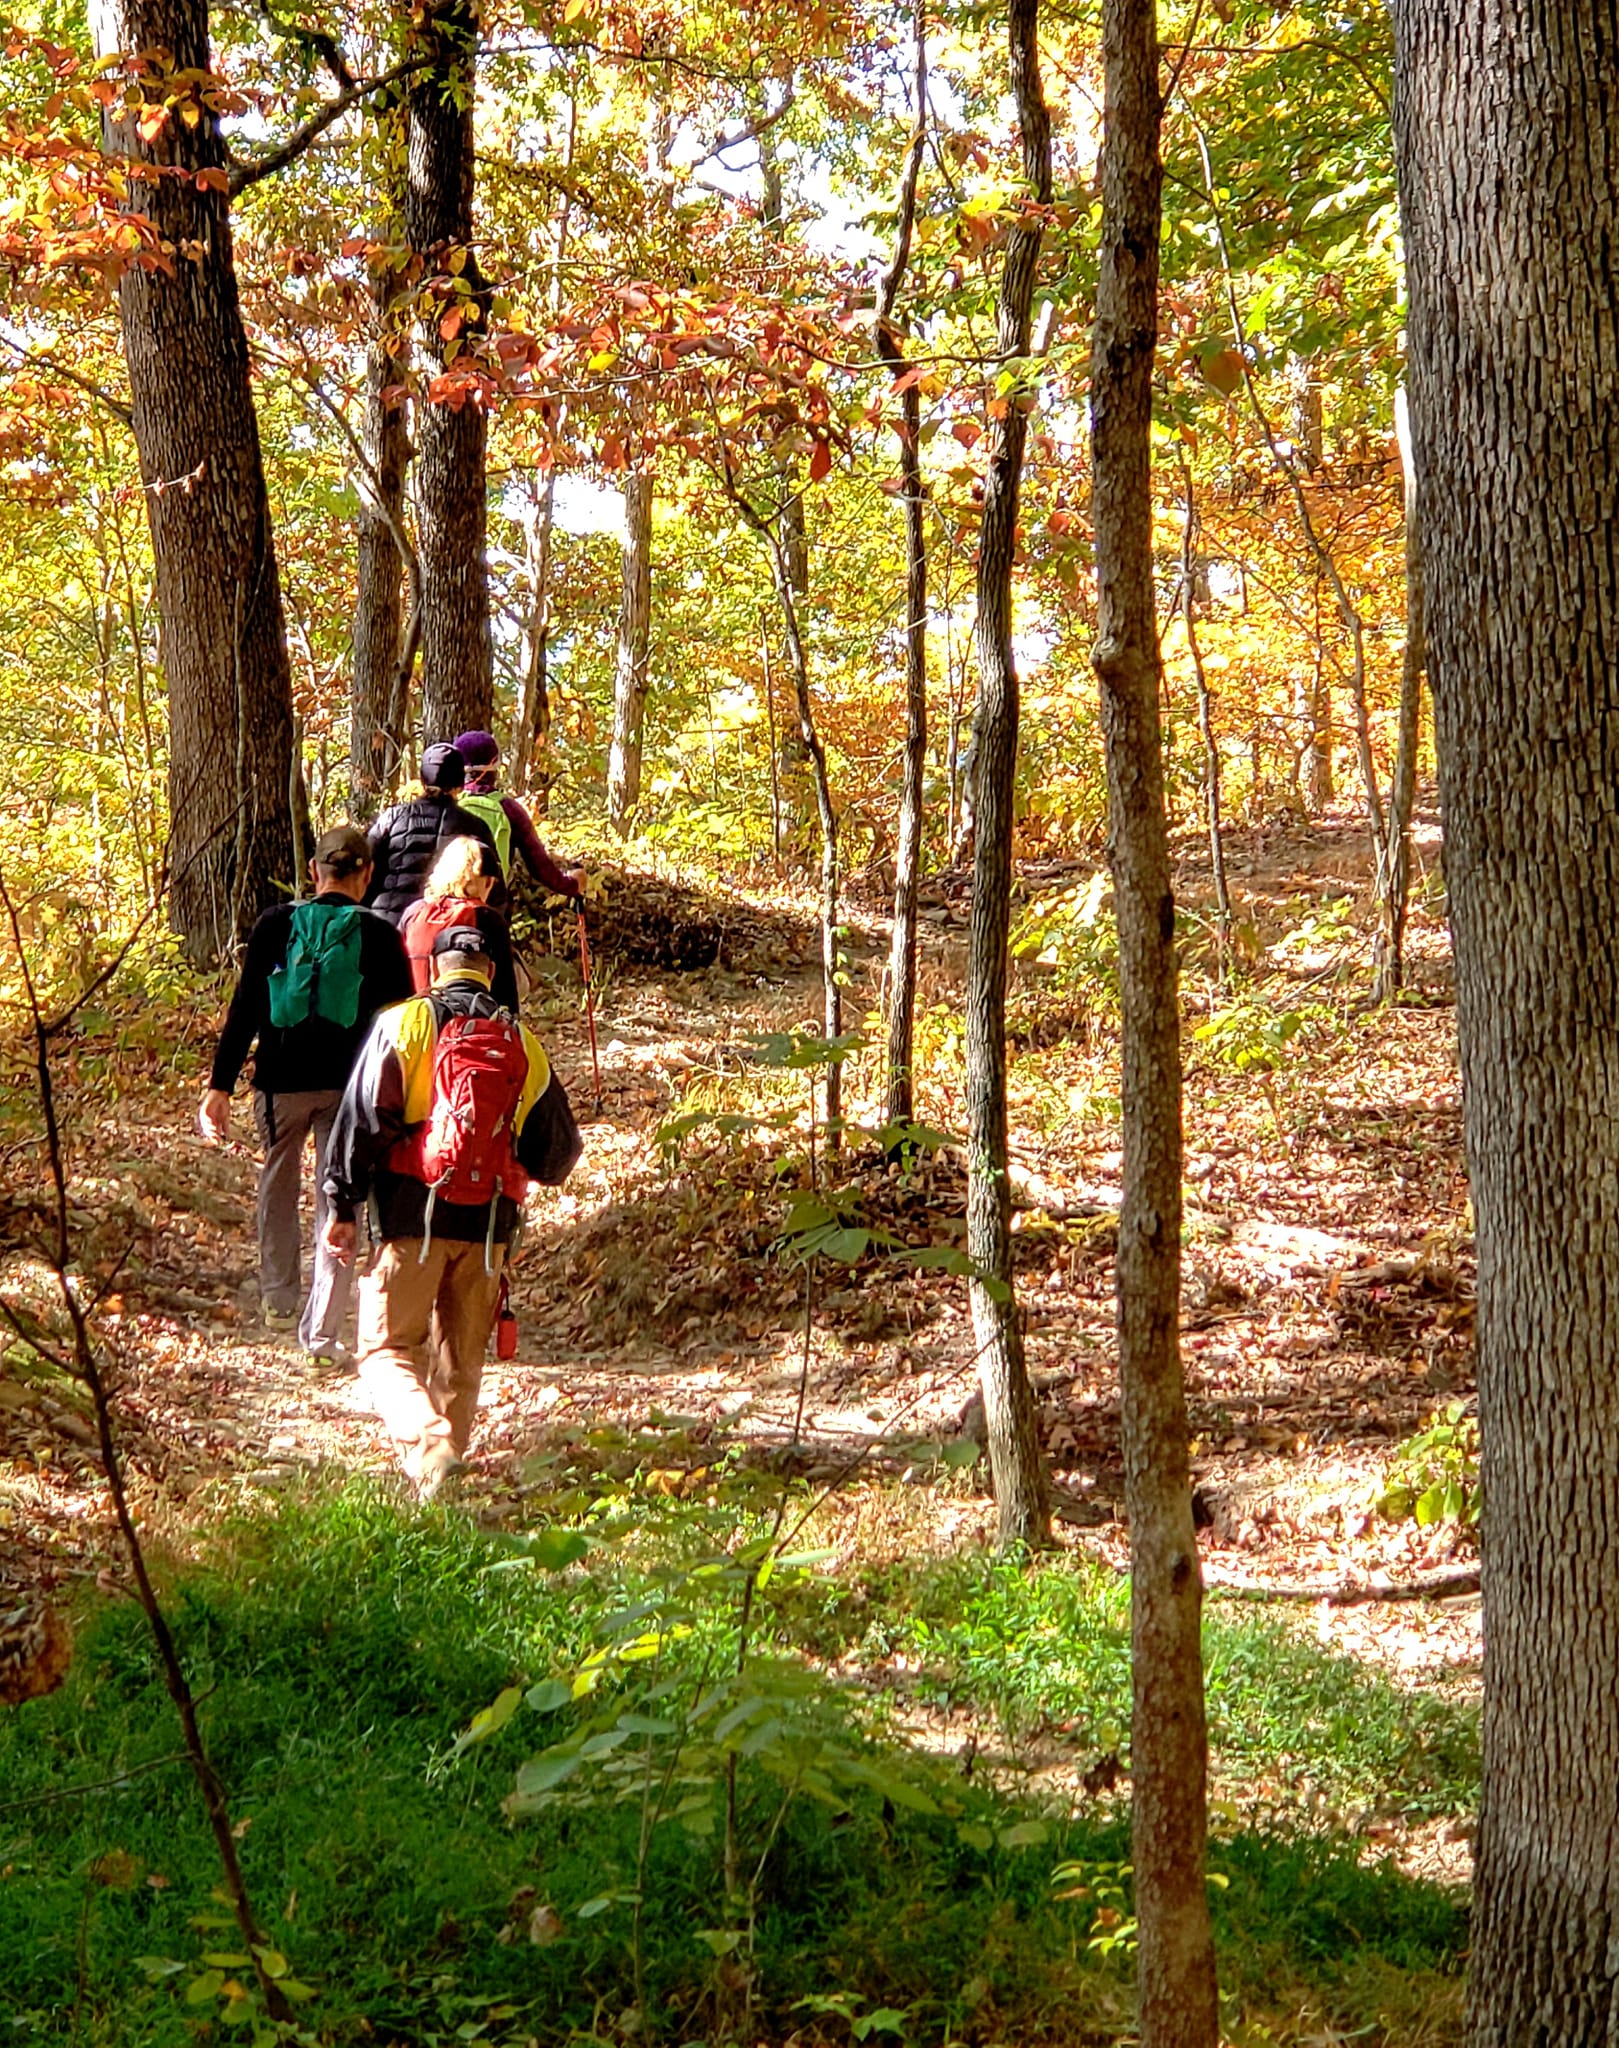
[200,735,585,1499]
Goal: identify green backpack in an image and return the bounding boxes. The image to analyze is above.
[267,901,365,1031]
[458,790,512,879]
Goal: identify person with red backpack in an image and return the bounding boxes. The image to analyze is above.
[200,825,412,1360]
[398,836,520,1009]
[321,927,581,1498]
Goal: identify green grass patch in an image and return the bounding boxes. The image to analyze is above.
[777,1548,1479,1823]
[0,1485,1468,2046]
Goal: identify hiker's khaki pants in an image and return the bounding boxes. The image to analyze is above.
[357,1238,505,1475]
[253,1088,349,1349]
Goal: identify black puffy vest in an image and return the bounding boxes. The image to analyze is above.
[364,794,497,926]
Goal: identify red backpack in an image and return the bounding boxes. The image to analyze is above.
[400,897,482,995]
[389,1005,532,1207]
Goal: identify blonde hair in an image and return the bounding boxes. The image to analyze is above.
[423,836,487,902]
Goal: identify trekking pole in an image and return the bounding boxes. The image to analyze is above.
[576,900,603,1113]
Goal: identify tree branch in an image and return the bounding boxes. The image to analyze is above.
[0,862,293,2026]
[228,57,425,197]
[0,333,132,430]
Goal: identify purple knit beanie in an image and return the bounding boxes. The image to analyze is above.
[453,730,501,770]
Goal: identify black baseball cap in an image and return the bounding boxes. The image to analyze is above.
[431,926,497,966]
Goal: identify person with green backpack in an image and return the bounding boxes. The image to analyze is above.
[451,730,584,918]
[200,825,412,1361]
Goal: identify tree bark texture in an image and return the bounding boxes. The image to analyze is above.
[352,230,413,816]
[90,0,298,962]
[879,1,928,1132]
[405,0,492,746]
[966,0,1049,1550]
[1395,6,1619,2039]
[608,471,654,835]
[1092,3,1218,2043]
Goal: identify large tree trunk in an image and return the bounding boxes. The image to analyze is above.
[352,231,413,817]
[879,0,928,1133]
[89,0,298,962]
[607,470,654,835]
[966,0,1049,1550]
[1092,3,1218,2044]
[406,0,492,745]
[1395,5,1619,2039]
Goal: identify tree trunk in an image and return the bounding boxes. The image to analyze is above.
[89,0,298,962]
[406,0,492,746]
[1092,3,1218,2044]
[1395,5,1619,2038]
[879,0,928,1132]
[966,0,1050,1550]
[511,470,556,806]
[608,470,654,835]
[352,231,413,817]
[1373,388,1424,1003]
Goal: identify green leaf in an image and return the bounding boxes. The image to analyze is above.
[997,1819,1049,1850]
[579,1729,632,1759]
[854,2009,910,2040]
[135,1956,185,1982]
[957,1823,995,1852]
[456,1684,523,1753]
[185,1971,225,2006]
[714,1696,769,1744]
[532,1526,592,1570]
[514,1748,584,1795]
[1414,1481,1447,1527]
[251,1947,289,1979]
[525,1678,573,1714]
[576,1893,618,1919]
[941,1438,983,1469]
[201,1952,251,1968]
[696,1928,745,1956]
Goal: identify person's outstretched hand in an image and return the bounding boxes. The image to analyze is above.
[199,1089,232,1144]
[565,867,587,899]
[323,1217,357,1265]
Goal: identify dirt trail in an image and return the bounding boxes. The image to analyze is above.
[0,820,1480,1877]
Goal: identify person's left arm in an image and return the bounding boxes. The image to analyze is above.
[503,797,582,897]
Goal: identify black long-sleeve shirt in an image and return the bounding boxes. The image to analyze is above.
[209,894,413,1097]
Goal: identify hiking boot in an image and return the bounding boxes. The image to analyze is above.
[415,1447,468,1504]
[303,1341,352,1372]
[261,1306,298,1333]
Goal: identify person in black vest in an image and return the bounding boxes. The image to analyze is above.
[364,743,498,926]
[200,826,412,1361]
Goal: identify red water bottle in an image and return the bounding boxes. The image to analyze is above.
[496,1277,518,1359]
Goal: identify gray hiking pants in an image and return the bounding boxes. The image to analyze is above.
[253,1089,350,1350]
